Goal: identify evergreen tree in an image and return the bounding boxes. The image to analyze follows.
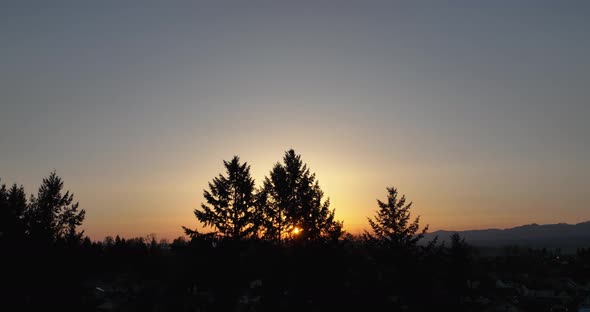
[4,184,28,241]
[258,163,289,242]
[261,149,342,242]
[0,180,8,239]
[26,171,86,244]
[365,186,428,249]
[184,156,258,240]
[448,233,472,302]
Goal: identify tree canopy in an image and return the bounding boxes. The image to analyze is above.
[259,149,342,243]
[26,171,86,244]
[365,186,428,249]
[0,181,27,241]
[184,156,258,240]
[0,172,86,247]
[184,150,343,243]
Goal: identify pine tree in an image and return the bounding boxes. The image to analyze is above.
[365,186,428,249]
[261,149,342,242]
[184,156,258,240]
[258,163,289,242]
[4,184,27,241]
[26,171,86,244]
[0,180,8,239]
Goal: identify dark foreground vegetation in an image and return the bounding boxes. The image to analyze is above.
[3,233,590,311]
[2,150,590,311]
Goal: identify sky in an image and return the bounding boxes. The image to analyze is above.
[1,1,589,241]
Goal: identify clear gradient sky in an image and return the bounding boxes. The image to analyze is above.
[1,1,589,240]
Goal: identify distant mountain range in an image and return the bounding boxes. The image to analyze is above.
[423,221,590,251]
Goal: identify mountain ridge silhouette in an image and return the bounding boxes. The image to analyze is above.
[423,221,590,250]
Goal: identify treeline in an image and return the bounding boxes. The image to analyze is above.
[0,149,437,311]
[0,149,482,311]
[183,150,344,243]
[182,149,428,248]
[3,151,590,311]
[0,149,430,250]
[3,150,590,311]
[0,171,85,247]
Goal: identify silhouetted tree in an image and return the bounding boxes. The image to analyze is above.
[447,233,473,303]
[0,181,6,233]
[104,235,114,247]
[184,156,258,240]
[450,233,470,259]
[0,181,27,242]
[257,163,289,242]
[260,149,342,242]
[365,186,428,249]
[26,171,86,244]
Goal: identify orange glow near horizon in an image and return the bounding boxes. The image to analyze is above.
[2,1,589,245]
[74,145,590,242]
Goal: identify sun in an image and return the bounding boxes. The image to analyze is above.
[293,227,302,235]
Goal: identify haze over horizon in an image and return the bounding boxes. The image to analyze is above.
[1,1,589,241]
